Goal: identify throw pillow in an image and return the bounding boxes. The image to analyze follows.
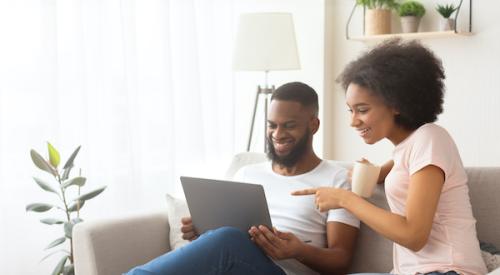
[165,193,190,250]
[481,251,500,272]
[480,241,500,272]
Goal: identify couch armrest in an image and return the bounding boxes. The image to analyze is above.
[73,211,170,275]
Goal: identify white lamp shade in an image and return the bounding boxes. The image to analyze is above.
[233,13,300,71]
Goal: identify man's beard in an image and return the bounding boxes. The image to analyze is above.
[266,130,310,168]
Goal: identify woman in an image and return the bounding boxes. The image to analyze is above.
[293,39,487,275]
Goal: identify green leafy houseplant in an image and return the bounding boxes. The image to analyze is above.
[356,0,399,10]
[26,143,107,275]
[398,1,426,17]
[436,4,458,18]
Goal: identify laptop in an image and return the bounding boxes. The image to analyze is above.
[180,176,273,235]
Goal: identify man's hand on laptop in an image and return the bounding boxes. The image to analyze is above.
[180,216,199,241]
[248,225,305,260]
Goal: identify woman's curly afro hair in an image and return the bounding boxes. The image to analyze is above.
[338,38,445,130]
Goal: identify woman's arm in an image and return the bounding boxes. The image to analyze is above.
[378,160,394,184]
[343,165,444,251]
[294,164,444,251]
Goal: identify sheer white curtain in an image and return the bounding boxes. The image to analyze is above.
[0,0,236,273]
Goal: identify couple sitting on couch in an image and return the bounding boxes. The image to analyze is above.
[126,40,487,275]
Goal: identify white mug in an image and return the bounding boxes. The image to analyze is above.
[351,161,381,198]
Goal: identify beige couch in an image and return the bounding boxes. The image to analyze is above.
[74,154,500,274]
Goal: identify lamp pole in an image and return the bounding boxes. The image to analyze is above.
[246,71,274,152]
[263,70,269,152]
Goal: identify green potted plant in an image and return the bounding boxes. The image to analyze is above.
[26,143,107,275]
[436,3,458,31]
[357,0,399,35]
[398,0,426,33]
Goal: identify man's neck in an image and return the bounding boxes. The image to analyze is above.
[272,151,322,177]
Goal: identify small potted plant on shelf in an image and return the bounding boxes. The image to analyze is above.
[357,0,399,35]
[398,0,426,33]
[436,3,458,31]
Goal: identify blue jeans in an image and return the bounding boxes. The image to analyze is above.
[125,226,286,275]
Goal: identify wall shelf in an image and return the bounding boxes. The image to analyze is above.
[346,0,472,41]
[349,30,472,41]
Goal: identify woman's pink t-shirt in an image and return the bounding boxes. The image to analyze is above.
[385,123,487,275]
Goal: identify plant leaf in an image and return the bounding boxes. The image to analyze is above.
[61,146,81,181]
[40,218,65,225]
[61,167,72,181]
[45,237,66,250]
[63,264,74,275]
[40,249,69,263]
[30,149,56,176]
[61,177,86,189]
[26,203,54,212]
[67,200,85,212]
[73,186,107,201]
[33,177,59,195]
[63,146,81,169]
[47,142,61,168]
[64,222,73,239]
[52,255,68,275]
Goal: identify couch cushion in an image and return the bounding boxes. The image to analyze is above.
[348,184,393,273]
[466,167,500,249]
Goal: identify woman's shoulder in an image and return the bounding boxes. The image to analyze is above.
[404,124,464,177]
[397,123,457,155]
[413,123,453,141]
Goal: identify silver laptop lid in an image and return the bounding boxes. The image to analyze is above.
[180,176,273,235]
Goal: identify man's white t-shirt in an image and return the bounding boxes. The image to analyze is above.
[234,160,360,275]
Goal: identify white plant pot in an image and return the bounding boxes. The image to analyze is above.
[400,16,421,33]
[439,18,455,31]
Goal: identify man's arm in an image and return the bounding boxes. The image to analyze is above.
[296,222,358,275]
[249,221,358,275]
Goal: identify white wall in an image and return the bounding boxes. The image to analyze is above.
[324,0,500,166]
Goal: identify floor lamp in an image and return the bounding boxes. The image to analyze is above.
[233,13,301,152]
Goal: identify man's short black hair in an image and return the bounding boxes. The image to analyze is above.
[338,38,445,130]
[271,82,319,116]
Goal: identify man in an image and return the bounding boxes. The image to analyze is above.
[126,82,359,275]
